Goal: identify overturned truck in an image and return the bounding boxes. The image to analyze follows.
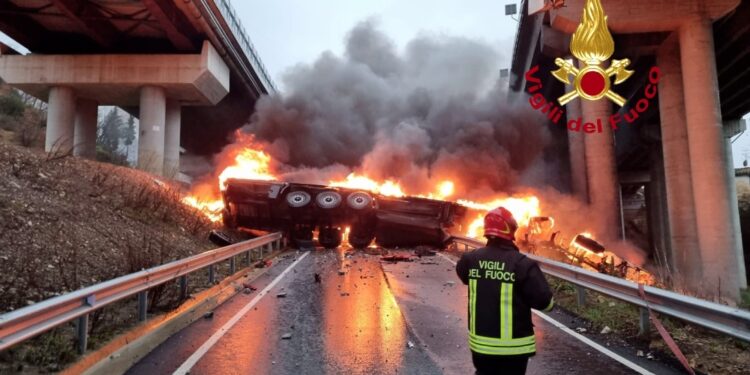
[222,179,467,249]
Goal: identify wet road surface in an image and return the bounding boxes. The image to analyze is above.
[129,248,681,375]
[129,249,440,374]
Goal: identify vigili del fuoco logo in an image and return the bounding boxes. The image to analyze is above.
[524,0,661,134]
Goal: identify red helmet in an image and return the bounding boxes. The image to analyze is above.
[484,207,518,241]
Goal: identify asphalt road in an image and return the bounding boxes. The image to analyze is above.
[128,248,681,375]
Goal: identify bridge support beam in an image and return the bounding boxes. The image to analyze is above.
[164,100,181,178]
[582,99,620,240]
[46,86,76,153]
[680,17,741,299]
[138,86,166,175]
[657,35,701,290]
[73,98,98,159]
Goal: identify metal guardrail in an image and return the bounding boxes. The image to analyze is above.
[208,0,277,93]
[451,236,750,342]
[0,232,283,353]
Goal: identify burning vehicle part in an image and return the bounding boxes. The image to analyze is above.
[519,217,654,284]
[222,179,465,249]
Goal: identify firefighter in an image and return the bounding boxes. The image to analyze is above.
[456,207,554,374]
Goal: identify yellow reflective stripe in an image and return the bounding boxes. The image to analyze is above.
[469,341,536,355]
[543,298,555,312]
[500,282,513,339]
[469,279,477,334]
[507,283,513,338]
[469,333,535,347]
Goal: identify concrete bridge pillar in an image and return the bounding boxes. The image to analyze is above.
[164,100,182,178]
[657,36,702,289]
[582,98,620,240]
[566,81,588,202]
[73,98,98,159]
[45,86,76,153]
[723,124,748,289]
[679,17,741,299]
[138,86,166,175]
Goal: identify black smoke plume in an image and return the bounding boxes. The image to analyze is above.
[225,20,549,198]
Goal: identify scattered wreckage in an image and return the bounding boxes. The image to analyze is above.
[219,179,653,284]
[221,179,467,249]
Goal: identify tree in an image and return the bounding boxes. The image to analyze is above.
[97,107,127,165]
[123,114,136,159]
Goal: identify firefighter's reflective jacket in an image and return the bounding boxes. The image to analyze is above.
[456,240,554,356]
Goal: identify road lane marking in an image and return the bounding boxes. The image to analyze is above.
[532,310,654,374]
[435,251,655,375]
[173,251,310,375]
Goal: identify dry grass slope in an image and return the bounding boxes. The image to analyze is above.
[0,142,218,372]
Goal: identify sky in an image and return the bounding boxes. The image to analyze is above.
[0,0,748,166]
[230,0,520,88]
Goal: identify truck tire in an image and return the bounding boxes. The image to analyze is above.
[349,226,374,249]
[316,191,342,209]
[291,226,314,249]
[319,227,342,249]
[286,191,311,208]
[347,191,372,210]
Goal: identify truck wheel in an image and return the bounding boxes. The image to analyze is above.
[347,191,372,210]
[286,191,311,207]
[349,226,374,249]
[291,226,314,249]
[319,227,342,249]
[316,191,342,209]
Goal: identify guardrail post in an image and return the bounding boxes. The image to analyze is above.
[246,250,251,265]
[179,275,188,300]
[230,256,236,274]
[259,245,264,258]
[76,314,89,354]
[464,244,469,252]
[138,291,148,322]
[208,265,215,284]
[575,286,586,306]
[639,308,651,336]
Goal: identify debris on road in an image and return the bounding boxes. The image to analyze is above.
[381,254,412,263]
[243,288,254,294]
[414,247,436,257]
[340,292,350,297]
[443,281,456,287]
[281,333,292,340]
[600,326,612,334]
[314,273,322,283]
[255,260,272,268]
[276,292,287,298]
[203,311,214,319]
[407,341,415,349]
[242,282,257,291]
[575,327,587,333]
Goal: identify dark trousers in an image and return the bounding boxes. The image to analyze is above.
[472,352,529,375]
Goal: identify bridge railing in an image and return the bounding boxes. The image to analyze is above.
[450,236,750,342]
[0,232,283,354]
[211,0,277,93]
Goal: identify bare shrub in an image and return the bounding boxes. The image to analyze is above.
[16,110,43,148]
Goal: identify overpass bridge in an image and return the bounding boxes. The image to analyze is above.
[0,0,275,176]
[509,0,749,300]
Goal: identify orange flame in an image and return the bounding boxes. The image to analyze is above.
[329,173,406,197]
[460,196,541,239]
